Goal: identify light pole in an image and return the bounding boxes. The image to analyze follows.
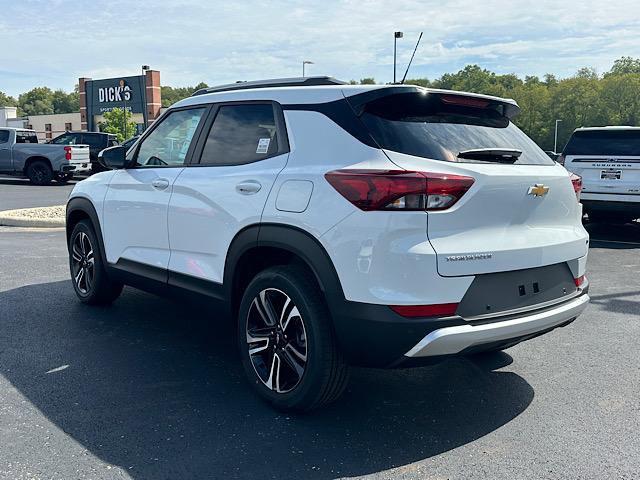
[554,119,562,153]
[302,60,314,78]
[394,31,403,83]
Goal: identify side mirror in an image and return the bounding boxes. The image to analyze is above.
[98,145,128,169]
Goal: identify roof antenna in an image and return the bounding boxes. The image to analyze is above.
[400,32,423,84]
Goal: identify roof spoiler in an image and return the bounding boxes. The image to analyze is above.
[346,86,521,120]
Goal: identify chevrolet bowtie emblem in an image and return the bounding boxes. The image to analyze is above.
[528,184,550,197]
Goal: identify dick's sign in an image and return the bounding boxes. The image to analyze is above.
[98,85,132,103]
[87,75,145,114]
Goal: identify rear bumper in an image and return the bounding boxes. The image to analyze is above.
[62,162,91,173]
[404,292,589,358]
[331,288,589,368]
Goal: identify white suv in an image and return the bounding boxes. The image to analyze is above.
[560,126,640,223]
[66,77,590,411]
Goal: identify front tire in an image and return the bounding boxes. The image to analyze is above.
[237,265,348,412]
[26,160,53,185]
[69,220,123,305]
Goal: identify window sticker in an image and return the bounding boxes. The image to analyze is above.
[256,137,271,154]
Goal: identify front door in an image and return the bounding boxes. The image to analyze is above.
[102,107,207,273]
[167,102,289,286]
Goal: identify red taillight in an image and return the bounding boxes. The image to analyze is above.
[324,170,475,211]
[570,173,582,201]
[64,146,72,161]
[574,275,586,287]
[390,303,459,318]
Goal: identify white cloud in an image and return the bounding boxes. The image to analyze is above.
[0,0,639,96]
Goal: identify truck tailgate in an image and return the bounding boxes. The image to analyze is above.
[69,145,90,164]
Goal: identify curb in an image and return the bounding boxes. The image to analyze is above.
[0,206,66,229]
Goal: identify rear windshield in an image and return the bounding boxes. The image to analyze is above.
[564,130,640,156]
[359,92,553,165]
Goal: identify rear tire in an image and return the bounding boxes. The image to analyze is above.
[237,265,349,412]
[69,220,123,305]
[26,160,53,185]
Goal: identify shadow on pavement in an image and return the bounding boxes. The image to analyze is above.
[586,220,640,249]
[0,280,534,479]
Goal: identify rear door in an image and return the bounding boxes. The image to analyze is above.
[167,102,289,286]
[563,129,640,197]
[356,90,588,277]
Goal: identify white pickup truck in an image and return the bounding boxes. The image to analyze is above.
[560,126,640,223]
[0,127,91,185]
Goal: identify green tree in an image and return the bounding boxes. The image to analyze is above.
[0,91,17,107]
[161,82,209,107]
[606,56,640,76]
[52,88,79,114]
[405,78,431,87]
[600,74,640,125]
[18,87,55,116]
[100,108,137,142]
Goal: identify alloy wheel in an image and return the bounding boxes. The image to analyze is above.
[246,288,308,393]
[71,231,95,295]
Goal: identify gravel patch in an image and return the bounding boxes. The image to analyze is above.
[0,205,65,228]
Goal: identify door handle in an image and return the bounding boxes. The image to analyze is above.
[151,178,170,190]
[236,180,262,195]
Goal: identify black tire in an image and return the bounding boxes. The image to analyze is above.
[54,172,73,184]
[237,265,349,412]
[26,160,53,185]
[69,220,123,305]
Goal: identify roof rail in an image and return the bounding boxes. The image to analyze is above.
[191,76,348,96]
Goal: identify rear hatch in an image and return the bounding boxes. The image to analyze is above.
[351,88,588,277]
[562,129,640,197]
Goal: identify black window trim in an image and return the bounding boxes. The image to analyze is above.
[190,99,290,168]
[126,104,212,169]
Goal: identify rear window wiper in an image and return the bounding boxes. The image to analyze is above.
[457,148,522,164]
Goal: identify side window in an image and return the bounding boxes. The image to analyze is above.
[200,104,279,165]
[82,134,103,149]
[0,130,9,144]
[51,134,76,145]
[135,108,205,167]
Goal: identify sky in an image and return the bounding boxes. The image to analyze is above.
[1,0,639,97]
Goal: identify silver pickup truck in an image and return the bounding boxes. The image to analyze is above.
[0,127,91,185]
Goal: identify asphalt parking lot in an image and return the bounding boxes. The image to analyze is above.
[0,185,639,479]
[0,176,77,210]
